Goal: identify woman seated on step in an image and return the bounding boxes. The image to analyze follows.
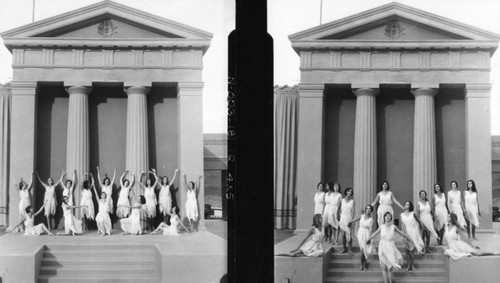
[150,206,190,236]
[276,214,325,257]
[6,203,54,236]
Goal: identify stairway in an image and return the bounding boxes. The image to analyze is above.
[37,244,161,283]
[325,246,448,283]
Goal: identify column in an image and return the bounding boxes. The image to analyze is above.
[295,83,324,232]
[465,83,493,230]
[353,87,379,218]
[412,87,437,201]
[66,86,91,218]
[0,87,10,226]
[8,81,37,227]
[178,82,205,229]
[125,86,150,196]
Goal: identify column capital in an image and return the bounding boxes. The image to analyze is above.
[353,87,379,98]
[298,83,324,98]
[124,86,150,96]
[65,86,92,96]
[10,81,37,96]
[465,83,492,99]
[411,87,437,97]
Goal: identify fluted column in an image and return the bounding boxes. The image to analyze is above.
[0,87,10,226]
[412,87,437,201]
[66,86,91,217]
[125,86,150,196]
[353,87,379,218]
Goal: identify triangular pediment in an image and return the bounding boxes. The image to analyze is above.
[290,2,500,43]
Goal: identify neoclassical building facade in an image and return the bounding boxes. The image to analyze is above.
[0,1,211,227]
[275,2,500,231]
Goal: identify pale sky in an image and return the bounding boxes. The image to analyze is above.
[0,0,235,134]
[268,0,500,135]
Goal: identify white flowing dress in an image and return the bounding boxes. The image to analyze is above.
[323,192,341,228]
[23,215,44,236]
[357,215,374,258]
[120,203,143,235]
[185,189,199,221]
[418,201,439,239]
[18,189,31,217]
[162,214,181,236]
[448,190,466,228]
[299,226,325,257]
[144,187,157,218]
[339,198,354,240]
[464,190,480,227]
[101,185,114,213]
[116,186,131,218]
[63,187,73,206]
[434,193,448,230]
[62,203,82,234]
[443,225,477,260]
[377,192,394,226]
[314,191,325,215]
[43,185,57,217]
[159,185,172,216]
[400,212,424,253]
[96,198,112,235]
[378,224,404,270]
[80,189,95,220]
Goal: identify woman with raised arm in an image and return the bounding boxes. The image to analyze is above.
[400,201,424,271]
[92,177,112,236]
[61,170,77,206]
[366,212,412,283]
[36,170,64,230]
[276,214,325,257]
[56,196,86,236]
[150,206,189,236]
[116,171,136,219]
[349,204,374,271]
[447,181,466,229]
[119,195,146,235]
[14,173,34,231]
[416,190,440,254]
[80,173,95,232]
[157,169,179,222]
[339,187,355,255]
[97,167,116,214]
[464,179,481,240]
[432,183,448,246]
[7,203,54,236]
[140,169,159,232]
[371,181,405,227]
[183,172,203,232]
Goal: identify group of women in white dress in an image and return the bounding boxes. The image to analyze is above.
[280,179,497,283]
[7,168,202,237]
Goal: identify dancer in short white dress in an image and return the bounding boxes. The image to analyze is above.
[157,169,179,220]
[367,212,411,283]
[7,203,54,236]
[140,169,159,232]
[432,184,448,245]
[183,172,203,232]
[314,182,326,215]
[322,182,342,244]
[447,181,466,228]
[92,182,112,236]
[371,181,404,227]
[416,190,440,253]
[119,196,146,235]
[349,204,374,271]
[37,171,64,230]
[339,188,355,254]
[80,173,95,232]
[150,206,189,236]
[400,201,424,271]
[97,167,115,214]
[277,214,325,257]
[116,171,135,219]
[61,170,76,206]
[14,174,33,231]
[464,180,480,240]
[57,196,86,236]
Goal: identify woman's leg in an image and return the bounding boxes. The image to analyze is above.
[405,250,411,270]
[424,230,431,253]
[472,224,477,240]
[381,266,389,283]
[465,218,471,239]
[341,231,347,253]
[41,224,54,236]
[360,253,366,270]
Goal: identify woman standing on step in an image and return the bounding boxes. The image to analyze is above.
[276,214,325,257]
[14,173,33,232]
[314,182,326,217]
[36,171,64,230]
[183,172,203,232]
[464,179,481,240]
[432,183,448,246]
[80,173,96,232]
[119,195,146,235]
[157,169,178,223]
[140,169,159,232]
[97,167,116,217]
[323,182,342,244]
[400,201,424,271]
[349,204,374,271]
[57,196,86,236]
[61,170,76,206]
[150,206,189,236]
[416,190,440,254]
[366,212,412,283]
[339,187,355,255]
[116,171,135,219]
[447,180,466,229]
[7,203,54,236]
[92,174,112,236]
[371,181,405,227]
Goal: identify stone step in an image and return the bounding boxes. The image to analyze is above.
[331,252,446,260]
[38,274,160,283]
[329,260,445,269]
[45,245,156,251]
[43,250,156,259]
[327,267,446,277]
[325,277,448,283]
[39,266,158,277]
[41,257,156,267]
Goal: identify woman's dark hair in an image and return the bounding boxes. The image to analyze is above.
[103,177,110,184]
[326,182,334,192]
[450,180,458,188]
[433,183,442,194]
[19,181,25,190]
[344,187,353,196]
[123,179,130,186]
[333,182,341,193]
[189,181,196,190]
[383,211,393,223]
[82,180,90,190]
[316,182,324,191]
[365,205,374,214]
[63,196,69,204]
[312,214,322,228]
[449,213,459,227]
[65,179,73,186]
[25,206,32,214]
[404,201,414,212]
[418,190,428,201]
[139,195,146,204]
[466,179,477,193]
[172,206,180,215]
[162,176,169,185]
[380,181,390,191]
[101,192,107,199]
